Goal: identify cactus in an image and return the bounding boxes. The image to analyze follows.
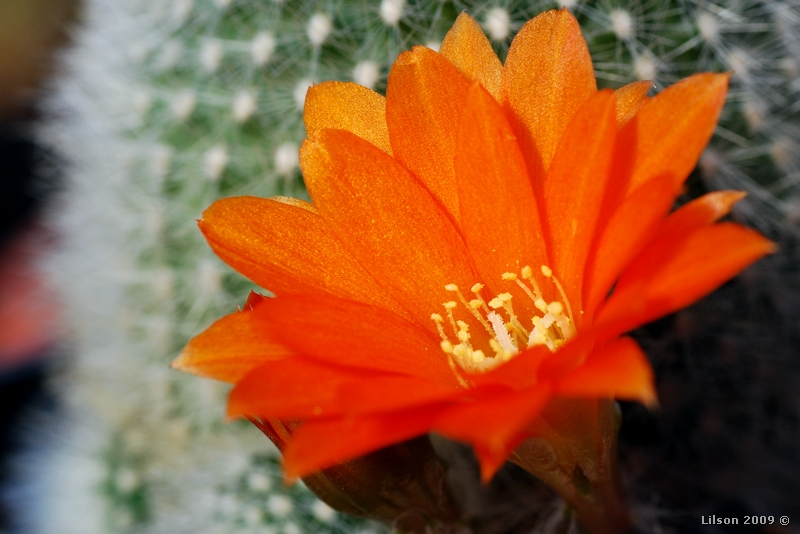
[39,0,798,532]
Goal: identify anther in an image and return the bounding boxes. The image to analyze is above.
[521,265,533,279]
[445,283,458,291]
[541,265,553,277]
[501,272,517,280]
[471,283,484,292]
[440,340,454,353]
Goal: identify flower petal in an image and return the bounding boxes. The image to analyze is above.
[304,81,392,154]
[501,9,596,176]
[613,80,651,126]
[301,129,481,331]
[543,90,617,317]
[553,337,657,406]
[249,293,459,386]
[623,73,729,194]
[652,190,747,240]
[434,384,552,481]
[583,172,681,319]
[283,408,441,478]
[228,358,460,420]
[597,223,775,336]
[439,13,502,100]
[171,301,291,383]
[385,46,471,221]
[199,196,407,317]
[454,82,548,306]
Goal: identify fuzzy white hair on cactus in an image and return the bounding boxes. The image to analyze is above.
[204,145,228,181]
[634,54,657,80]
[380,0,405,26]
[171,90,196,121]
[293,78,313,110]
[610,9,633,40]
[353,60,380,89]
[251,31,276,66]
[232,89,257,123]
[484,7,511,41]
[200,39,224,73]
[697,11,719,43]
[307,13,332,47]
[274,142,299,176]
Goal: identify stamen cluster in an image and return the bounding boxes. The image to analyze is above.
[432,265,576,374]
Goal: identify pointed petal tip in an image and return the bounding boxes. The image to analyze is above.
[169,351,190,371]
[477,448,508,483]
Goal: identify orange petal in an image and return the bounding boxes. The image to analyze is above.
[439,13,502,100]
[385,46,471,222]
[199,196,407,317]
[300,129,481,331]
[304,81,392,154]
[501,9,596,177]
[283,407,441,478]
[543,90,617,317]
[454,82,549,307]
[554,337,657,407]
[250,294,459,386]
[468,333,590,391]
[228,359,460,420]
[434,384,552,481]
[607,190,749,299]
[653,190,747,240]
[583,173,681,319]
[597,223,775,336]
[623,73,729,194]
[613,80,652,126]
[171,303,291,383]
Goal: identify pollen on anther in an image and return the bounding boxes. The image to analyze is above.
[440,340,454,353]
[469,299,482,309]
[443,301,457,309]
[521,265,533,279]
[445,283,458,291]
[534,298,547,312]
[547,302,564,314]
[488,297,504,309]
[541,265,553,277]
[471,283,484,293]
[498,293,513,302]
[501,272,517,280]
[431,313,443,322]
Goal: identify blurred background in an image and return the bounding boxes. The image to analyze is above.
[0,0,77,530]
[0,1,798,533]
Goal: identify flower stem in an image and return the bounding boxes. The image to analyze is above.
[510,398,631,534]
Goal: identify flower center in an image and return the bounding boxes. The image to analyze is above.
[431,265,576,374]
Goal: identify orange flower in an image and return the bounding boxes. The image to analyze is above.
[173,10,773,483]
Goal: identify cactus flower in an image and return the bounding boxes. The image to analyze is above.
[173,9,772,531]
